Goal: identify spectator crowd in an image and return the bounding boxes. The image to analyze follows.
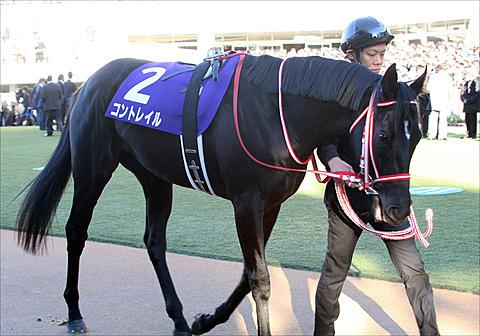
[254,40,480,139]
[254,40,479,87]
[1,72,77,136]
[2,40,479,137]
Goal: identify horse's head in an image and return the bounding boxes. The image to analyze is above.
[355,63,427,225]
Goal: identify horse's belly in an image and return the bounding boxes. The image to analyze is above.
[118,124,228,198]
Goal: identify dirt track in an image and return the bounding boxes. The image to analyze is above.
[1,230,478,335]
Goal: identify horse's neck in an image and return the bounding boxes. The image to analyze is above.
[283,95,357,160]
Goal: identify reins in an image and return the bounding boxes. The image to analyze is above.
[230,53,355,183]
[230,53,433,247]
[335,182,433,247]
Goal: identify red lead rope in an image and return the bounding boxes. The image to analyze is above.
[232,53,433,247]
[278,59,311,165]
[335,182,433,247]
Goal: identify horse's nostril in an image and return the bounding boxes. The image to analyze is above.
[386,206,409,222]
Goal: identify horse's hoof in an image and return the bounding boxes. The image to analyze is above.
[191,313,213,335]
[173,330,191,336]
[66,319,87,334]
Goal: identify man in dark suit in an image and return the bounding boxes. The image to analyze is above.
[461,80,480,139]
[57,74,66,123]
[33,78,47,130]
[63,71,77,120]
[41,75,63,136]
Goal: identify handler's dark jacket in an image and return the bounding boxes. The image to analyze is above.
[318,138,409,232]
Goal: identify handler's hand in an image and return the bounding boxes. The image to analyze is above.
[327,156,354,173]
[327,157,360,189]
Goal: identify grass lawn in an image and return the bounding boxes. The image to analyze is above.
[1,126,479,294]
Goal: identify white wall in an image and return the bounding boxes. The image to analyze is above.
[1,1,477,87]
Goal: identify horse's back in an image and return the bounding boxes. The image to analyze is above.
[66,59,152,164]
[68,57,198,190]
[69,58,151,124]
[85,58,151,94]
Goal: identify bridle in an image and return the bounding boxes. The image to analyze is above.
[228,53,433,247]
[341,84,432,247]
[348,83,417,194]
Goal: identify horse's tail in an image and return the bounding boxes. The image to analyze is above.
[16,90,80,254]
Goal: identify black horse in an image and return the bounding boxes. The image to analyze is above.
[16,54,425,335]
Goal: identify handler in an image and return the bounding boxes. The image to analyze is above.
[314,17,440,336]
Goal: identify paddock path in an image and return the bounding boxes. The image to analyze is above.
[410,136,479,185]
[1,229,478,336]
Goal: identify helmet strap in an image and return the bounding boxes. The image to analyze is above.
[354,48,362,63]
[344,50,360,64]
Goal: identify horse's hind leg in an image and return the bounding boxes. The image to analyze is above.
[191,205,281,335]
[63,131,120,333]
[124,159,190,335]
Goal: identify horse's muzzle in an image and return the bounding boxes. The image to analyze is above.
[373,196,410,225]
[384,205,411,225]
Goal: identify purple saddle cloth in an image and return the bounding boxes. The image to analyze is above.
[105,56,239,135]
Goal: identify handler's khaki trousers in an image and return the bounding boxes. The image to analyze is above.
[314,209,439,336]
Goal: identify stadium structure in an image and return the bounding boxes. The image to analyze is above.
[0,1,478,102]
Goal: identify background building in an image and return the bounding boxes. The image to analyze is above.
[1,1,479,103]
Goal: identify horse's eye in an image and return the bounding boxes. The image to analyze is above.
[379,132,389,142]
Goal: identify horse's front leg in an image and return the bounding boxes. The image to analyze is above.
[233,192,271,335]
[191,205,281,335]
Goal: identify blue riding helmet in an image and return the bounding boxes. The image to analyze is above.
[340,16,394,54]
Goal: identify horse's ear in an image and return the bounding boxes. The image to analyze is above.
[381,63,398,100]
[409,66,428,95]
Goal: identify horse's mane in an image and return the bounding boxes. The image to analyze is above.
[242,55,381,111]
